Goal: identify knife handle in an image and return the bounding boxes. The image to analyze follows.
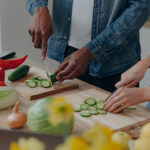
[0,52,16,60]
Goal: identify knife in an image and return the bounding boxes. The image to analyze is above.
[43,59,54,88]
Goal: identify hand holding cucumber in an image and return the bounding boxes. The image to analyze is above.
[55,46,94,82]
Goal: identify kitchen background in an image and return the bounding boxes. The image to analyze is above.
[0,0,150,88]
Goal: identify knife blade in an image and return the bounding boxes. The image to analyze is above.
[43,59,53,88]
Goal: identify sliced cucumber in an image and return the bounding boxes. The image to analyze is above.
[37,81,42,87]
[98,110,107,114]
[97,100,105,103]
[85,97,96,106]
[80,112,91,117]
[27,81,37,88]
[50,73,58,83]
[88,106,97,110]
[74,106,81,112]
[97,102,104,110]
[89,109,99,115]
[80,104,89,110]
[41,80,51,88]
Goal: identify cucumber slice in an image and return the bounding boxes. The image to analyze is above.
[50,73,58,83]
[88,106,97,111]
[41,80,51,88]
[89,109,99,115]
[85,97,96,106]
[37,81,42,87]
[98,110,107,114]
[97,100,105,103]
[80,104,89,110]
[27,81,37,88]
[74,106,81,112]
[97,102,104,110]
[80,112,91,117]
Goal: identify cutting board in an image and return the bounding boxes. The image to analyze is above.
[54,87,150,133]
[5,66,78,100]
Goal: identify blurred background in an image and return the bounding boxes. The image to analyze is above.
[0,0,150,87]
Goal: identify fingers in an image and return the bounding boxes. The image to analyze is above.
[111,104,128,113]
[41,37,48,60]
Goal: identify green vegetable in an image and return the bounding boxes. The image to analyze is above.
[27,81,37,88]
[89,109,99,115]
[8,65,30,81]
[27,97,73,135]
[80,112,91,117]
[41,80,51,88]
[85,97,96,106]
[50,73,58,83]
[96,102,104,110]
[80,104,89,110]
[74,106,81,112]
[97,100,105,103]
[88,106,97,111]
[98,110,107,114]
[0,86,18,111]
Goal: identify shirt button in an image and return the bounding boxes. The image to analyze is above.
[64,36,67,40]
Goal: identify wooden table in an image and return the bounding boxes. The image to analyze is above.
[0,57,149,138]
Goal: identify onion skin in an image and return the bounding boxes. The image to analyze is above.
[6,101,27,129]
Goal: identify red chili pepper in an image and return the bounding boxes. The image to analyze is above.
[0,81,6,86]
[0,68,5,81]
[0,55,28,70]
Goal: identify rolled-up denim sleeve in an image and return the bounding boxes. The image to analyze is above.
[26,0,48,16]
[86,0,150,64]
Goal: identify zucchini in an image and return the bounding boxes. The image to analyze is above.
[8,65,30,81]
[80,104,89,110]
[96,102,104,110]
[89,109,99,115]
[85,97,96,106]
[80,112,91,117]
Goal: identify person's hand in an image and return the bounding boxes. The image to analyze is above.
[28,7,53,60]
[115,59,149,88]
[55,46,94,82]
[104,87,144,113]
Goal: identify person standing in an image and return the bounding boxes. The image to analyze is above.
[27,0,150,92]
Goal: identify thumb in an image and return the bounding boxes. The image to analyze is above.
[41,37,48,60]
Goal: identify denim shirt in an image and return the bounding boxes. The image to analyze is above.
[27,0,150,78]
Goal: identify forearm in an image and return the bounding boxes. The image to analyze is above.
[26,0,48,16]
[140,87,150,103]
[86,0,150,63]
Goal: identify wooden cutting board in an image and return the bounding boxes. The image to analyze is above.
[54,87,150,133]
[5,66,78,100]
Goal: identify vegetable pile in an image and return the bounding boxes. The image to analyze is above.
[27,97,73,135]
[0,86,18,111]
[25,73,58,88]
[74,97,107,117]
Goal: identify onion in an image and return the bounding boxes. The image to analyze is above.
[7,101,27,129]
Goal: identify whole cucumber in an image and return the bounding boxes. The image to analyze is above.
[8,65,30,81]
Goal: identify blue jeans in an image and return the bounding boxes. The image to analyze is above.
[64,46,124,92]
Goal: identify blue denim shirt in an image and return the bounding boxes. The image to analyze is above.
[27,0,150,78]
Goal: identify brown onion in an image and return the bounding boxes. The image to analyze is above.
[6,101,27,129]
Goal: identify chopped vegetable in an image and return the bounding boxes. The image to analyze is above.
[89,109,99,115]
[85,97,96,106]
[50,73,58,83]
[0,86,18,111]
[96,102,104,110]
[6,101,27,129]
[80,112,91,117]
[8,65,30,81]
[80,104,89,110]
[74,106,81,112]
[97,110,107,114]
[0,55,28,70]
[25,76,52,88]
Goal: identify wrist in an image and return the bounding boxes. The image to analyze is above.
[80,46,94,61]
[140,87,150,102]
[140,56,150,68]
[34,6,49,15]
